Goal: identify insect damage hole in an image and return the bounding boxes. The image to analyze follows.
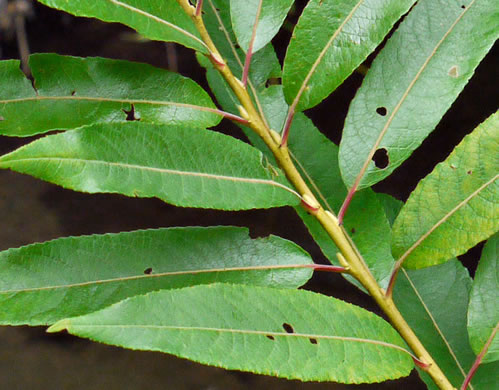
[309,338,318,345]
[282,323,294,334]
[123,104,140,121]
[144,267,153,275]
[376,106,387,116]
[372,148,389,169]
[266,335,275,341]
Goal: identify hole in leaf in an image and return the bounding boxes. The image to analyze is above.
[309,338,318,345]
[351,228,356,234]
[282,323,294,334]
[70,90,76,96]
[144,267,153,275]
[265,78,282,88]
[123,104,140,121]
[467,170,472,175]
[372,148,389,169]
[266,335,275,341]
[376,107,387,116]
[450,164,457,169]
[461,5,466,9]
[235,44,240,49]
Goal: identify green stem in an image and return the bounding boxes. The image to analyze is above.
[177,2,455,388]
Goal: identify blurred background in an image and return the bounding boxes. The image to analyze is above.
[0,1,497,389]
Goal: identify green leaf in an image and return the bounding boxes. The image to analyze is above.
[201,0,281,89]
[339,0,498,189]
[394,260,478,388]
[282,0,416,112]
[259,86,395,289]
[37,0,208,52]
[0,54,221,136]
[376,192,403,227]
[468,233,499,363]
[230,0,294,53]
[0,226,312,325]
[0,122,299,210]
[392,112,499,269]
[48,284,414,383]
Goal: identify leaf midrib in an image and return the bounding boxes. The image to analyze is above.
[108,0,208,51]
[0,264,310,293]
[402,268,470,386]
[288,0,365,111]
[61,323,413,355]
[0,157,299,196]
[0,96,220,116]
[397,173,498,264]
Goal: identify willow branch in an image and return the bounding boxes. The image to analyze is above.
[176,2,455,388]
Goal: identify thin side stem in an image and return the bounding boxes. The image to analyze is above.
[460,323,498,390]
[195,0,203,16]
[280,106,295,147]
[242,0,263,87]
[337,182,358,225]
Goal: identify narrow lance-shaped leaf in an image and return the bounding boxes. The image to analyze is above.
[48,284,414,383]
[468,233,499,363]
[0,54,221,136]
[0,122,300,210]
[0,226,313,325]
[394,260,498,389]
[230,0,294,53]
[37,0,208,52]
[339,0,498,189]
[282,0,416,112]
[392,112,499,269]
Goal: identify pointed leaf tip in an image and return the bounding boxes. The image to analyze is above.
[47,319,70,333]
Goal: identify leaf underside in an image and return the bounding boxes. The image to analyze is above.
[0,54,221,136]
[394,260,498,389]
[49,284,414,384]
[467,233,499,363]
[392,112,499,269]
[0,226,313,325]
[230,0,294,53]
[37,0,207,52]
[0,122,299,210]
[339,0,498,189]
[282,0,416,112]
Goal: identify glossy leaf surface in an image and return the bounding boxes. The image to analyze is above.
[49,284,414,383]
[0,227,312,325]
[468,234,499,363]
[282,0,416,112]
[340,0,498,189]
[392,112,499,268]
[37,0,208,52]
[394,260,497,389]
[0,122,299,210]
[230,0,294,53]
[0,54,220,136]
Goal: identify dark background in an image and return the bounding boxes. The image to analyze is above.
[0,1,497,389]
